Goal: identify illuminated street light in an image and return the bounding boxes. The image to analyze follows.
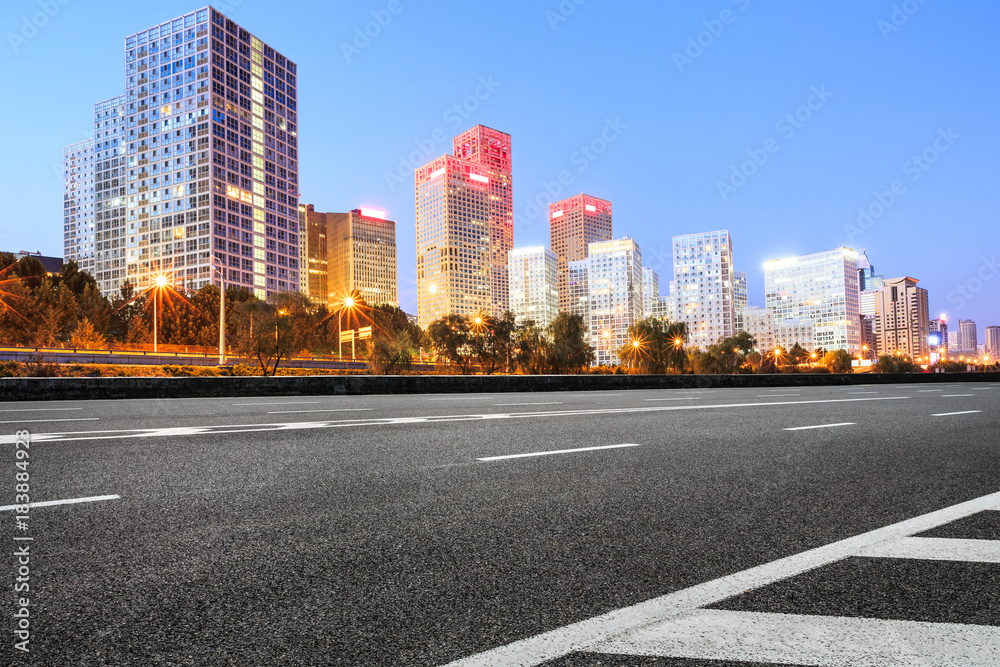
[151,273,171,354]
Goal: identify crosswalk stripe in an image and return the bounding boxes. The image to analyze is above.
[593,610,1000,666]
[856,536,1000,563]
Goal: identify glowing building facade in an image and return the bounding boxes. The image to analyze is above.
[415,155,491,328]
[671,230,736,350]
[327,208,397,308]
[507,246,559,331]
[764,247,861,353]
[453,125,512,317]
[585,238,643,366]
[642,267,659,318]
[549,194,612,313]
[734,270,748,332]
[876,276,929,360]
[92,96,128,295]
[119,7,299,297]
[63,139,96,277]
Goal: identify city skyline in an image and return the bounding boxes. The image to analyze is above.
[2,1,998,338]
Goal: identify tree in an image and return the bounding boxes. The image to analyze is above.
[70,317,107,349]
[469,312,518,375]
[546,313,594,373]
[367,305,421,374]
[109,282,149,343]
[873,354,919,374]
[426,314,476,374]
[823,349,854,373]
[233,292,313,375]
[512,320,550,374]
[618,318,691,374]
[788,343,811,366]
[29,278,77,347]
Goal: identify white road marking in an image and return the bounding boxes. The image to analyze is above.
[0,494,120,511]
[942,394,974,397]
[592,610,1000,666]
[267,408,373,414]
[0,418,98,424]
[427,396,489,401]
[917,389,944,392]
[0,408,83,412]
[442,488,1000,666]
[932,410,982,417]
[232,401,323,406]
[568,393,626,397]
[783,422,855,431]
[0,396,910,445]
[758,394,800,397]
[644,398,698,401]
[847,391,878,394]
[857,536,1000,564]
[478,444,640,462]
[493,402,564,406]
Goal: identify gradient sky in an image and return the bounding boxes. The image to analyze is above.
[2,0,998,339]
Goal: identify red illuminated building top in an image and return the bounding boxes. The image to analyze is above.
[453,125,512,173]
[549,194,612,220]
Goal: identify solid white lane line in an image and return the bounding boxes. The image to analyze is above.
[847,391,879,394]
[493,402,563,406]
[857,537,1000,564]
[0,396,911,444]
[644,398,698,401]
[232,401,323,406]
[932,410,982,417]
[783,422,855,431]
[758,394,800,397]
[0,418,98,424]
[478,444,640,462]
[0,494,120,511]
[918,389,944,392]
[441,489,1000,667]
[427,397,489,401]
[942,394,974,397]
[0,408,83,412]
[592,610,1000,666]
[267,408,373,414]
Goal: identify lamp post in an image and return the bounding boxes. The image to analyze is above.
[212,257,226,365]
[152,274,168,353]
[339,295,356,360]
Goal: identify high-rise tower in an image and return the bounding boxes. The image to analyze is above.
[453,125,511,317]
[549,194,612,313]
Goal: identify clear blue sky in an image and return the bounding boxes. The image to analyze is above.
[2,0,998,338]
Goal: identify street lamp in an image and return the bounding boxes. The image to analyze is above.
[211,257,226,365]
[152,274,169,353]
[339,295,358,360]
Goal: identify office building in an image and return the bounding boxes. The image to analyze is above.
[63,139,96,278]
[415,154,492,328]
[959,319,978,353]
[876,277,929,360]
[566,259,590,324]
[453,125,512,317]
[110,7,299,298]
[297,203,326,303]
[857,249,883,292]
[928,316,948,358]
[508,246,559,330]
[642,267,659,318]
[986,326,1000,358]
[764,247,862,353]
[91,95,128,295]
[549,194,612,312]
[327,208,397,307]
[733,270,748,332]
[672,230,735,350]
[742,306,775,352]
[585,238,643,366]
[775,318,815,352]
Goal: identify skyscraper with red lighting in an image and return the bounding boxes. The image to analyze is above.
[453,125,512,317]
[549,194,612,313]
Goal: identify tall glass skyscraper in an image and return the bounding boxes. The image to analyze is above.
[671,230,735,350]
[733,270,748,332]
[549,194,612,313]
[764,247,861,353]
[453,126,512,317]
[63,140,96,277]
[61,8,300,298]
[585,238,643,366]
[415,154,491,328]
[642,267,659,319]
[507,246,559,331]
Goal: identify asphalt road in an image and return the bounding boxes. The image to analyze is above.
[1,381,998,665]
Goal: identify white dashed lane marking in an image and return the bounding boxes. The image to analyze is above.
[0,494,120,511]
